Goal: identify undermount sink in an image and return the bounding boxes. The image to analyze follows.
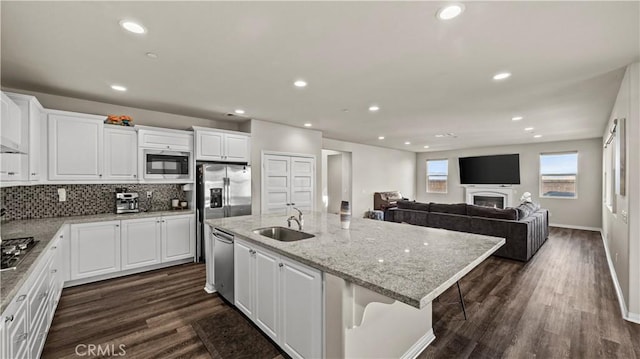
[253,226,315,242]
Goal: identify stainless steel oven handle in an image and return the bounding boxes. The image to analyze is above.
[212,228,234,244]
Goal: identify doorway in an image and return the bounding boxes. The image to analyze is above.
[321,149,352,214]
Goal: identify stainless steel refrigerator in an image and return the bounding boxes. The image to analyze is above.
[196,163,251,261]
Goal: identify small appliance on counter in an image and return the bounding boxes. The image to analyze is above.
[1,237,38,271]
[116,192,140,214]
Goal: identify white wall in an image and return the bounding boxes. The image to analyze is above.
[416,138,603,229]
[249,119,323,214]
[2,87,242,131]
[323,138,416,216]
[602,62,639,321]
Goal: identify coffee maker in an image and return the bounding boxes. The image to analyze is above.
[115,192,139,214]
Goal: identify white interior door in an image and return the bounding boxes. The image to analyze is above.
[263,155,291,215]
[290,156,315,213]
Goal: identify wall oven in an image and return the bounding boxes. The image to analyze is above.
[143,150,191,180]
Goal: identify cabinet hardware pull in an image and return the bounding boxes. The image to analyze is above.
[279,263,284,268]
[116,224,120,227]
[31,173,36,176]
[16,333,28,342]
[99,174,103,177]
[134,175,137,178]
[51,269,57,273]
[5,315,14,323]
[16,294,26,302]
[8,172,15,175]
[51,246,57,250]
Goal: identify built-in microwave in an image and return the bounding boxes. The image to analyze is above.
[143,150,191,180]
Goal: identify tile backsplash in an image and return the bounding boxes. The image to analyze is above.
[1,184,188,221]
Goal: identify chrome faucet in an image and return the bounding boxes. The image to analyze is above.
[287,216,302,230]
[292,207,304,228]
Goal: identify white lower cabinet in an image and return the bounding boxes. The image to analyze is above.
[121,217,162,270]
[234,240,255,318]
[162,214,195,262]
[234,239,322,359]
[70,221,121,280]
[280,256,323,359]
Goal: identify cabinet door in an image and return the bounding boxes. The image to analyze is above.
[48,114,104,180]
[290,157,315,213]
[104,127,138,181]
[0,154,22,182]
[280,257,323,359]
[70,221,121,280]
[122,217,162,270]
[262,155,291,215]
[1,92,22,151]
[4,299,28,359]
[224,133,250,162]
[138,129,192,151]
[196,130,224,161]
[254,247,280,342]
[234,240,254,318]
[28,100,42,181]
[161,215,195,262]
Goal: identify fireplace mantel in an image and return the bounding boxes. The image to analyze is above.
[465,186,515,208]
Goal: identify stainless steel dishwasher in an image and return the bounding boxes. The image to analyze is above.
[213,227,235,304]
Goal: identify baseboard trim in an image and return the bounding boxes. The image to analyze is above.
[204,283,216,294]
[401,329,436,359]
[598,231,640,324]
[549,223,602,232]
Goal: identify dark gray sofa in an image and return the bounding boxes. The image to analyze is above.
[385,200,549,262]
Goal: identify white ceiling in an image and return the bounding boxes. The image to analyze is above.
[1,1,638,152]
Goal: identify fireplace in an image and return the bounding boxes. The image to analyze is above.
[465,187,514,208]
[473,195,505,209]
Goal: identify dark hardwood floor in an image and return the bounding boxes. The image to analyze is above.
[42,227,640,358]
[421,227,640,359]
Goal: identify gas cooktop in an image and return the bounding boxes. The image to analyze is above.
[1,236,38,272]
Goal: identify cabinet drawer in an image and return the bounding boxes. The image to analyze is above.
[28,257,52,330]
[4,296,29,359]
[29,303,49,359]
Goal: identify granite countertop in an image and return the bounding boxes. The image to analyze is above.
[206,212,505,309]
[0,210,194,313]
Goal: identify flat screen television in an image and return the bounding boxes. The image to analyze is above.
[458,154,520,185]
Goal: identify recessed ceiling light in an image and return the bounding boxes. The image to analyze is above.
[534,134,543,138]
[493,72,512,80]
[378,259,384,263]
[234,109,245,115]
[525,127,534,131]
[111,84,127,92]
[512,116,523,121]
[436,4,465,20]
[304,123,312,127]
[369,105,380,112]
[119,20,146,34]
[404,249,410,253]
[294,80,307,88]
[435,134,445,138]
[423,145,430,149]
[378,136,385,140]
[146,52,158,59]
[404,141,411,145]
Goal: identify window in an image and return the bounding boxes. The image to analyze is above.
[540,152,578,198]
[427,159,448,193]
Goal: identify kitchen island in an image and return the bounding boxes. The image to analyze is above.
[205,212,504,359]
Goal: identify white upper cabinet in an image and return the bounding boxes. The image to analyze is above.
[6,93,45,182]
[1,92,23,153]
[104,126,137,181]
[225,133,250,162]
[138,127,192,151]
[194,127,250,163]
[48,112,104,181]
